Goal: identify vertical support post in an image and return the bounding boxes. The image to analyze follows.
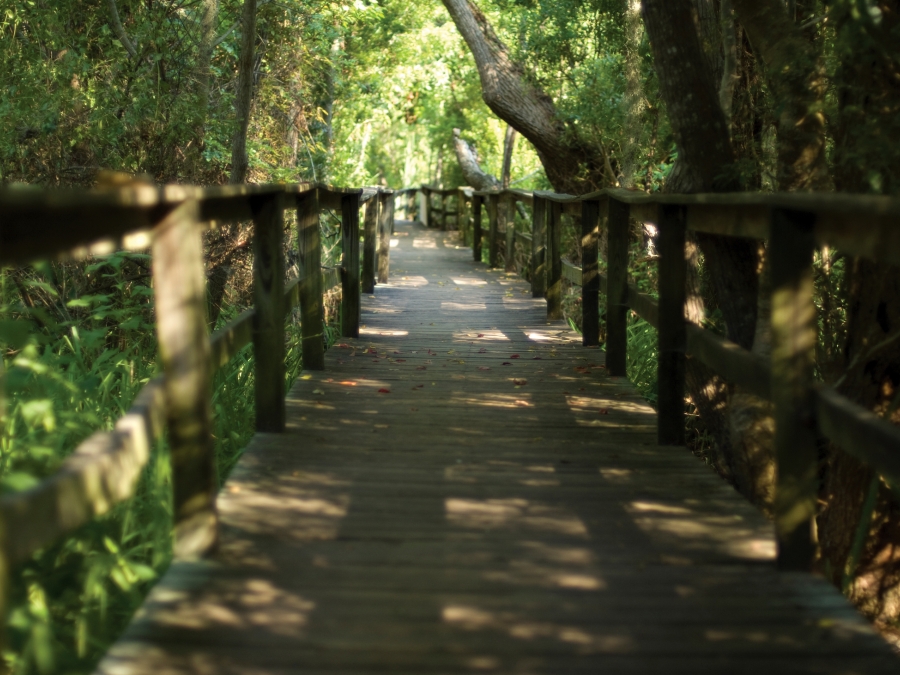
[473,195,483,262]
[606,198,630,376]
[407,190,416,221]
[362,196,378,294]
[377,190,393,283]
[488,194,499,268]
[546,200,563,320]
[341,192,361,338]
[441,193,448,230]
[298,189,325,370]
[531,195,547,298]
[581,198,601,347]
[657,204,686,446]
[503,194,516,273]
[422,188,430,228]
[252,193,286,433]
[457,189,465,237]
[152,199,217,558]
[770,207,818,570]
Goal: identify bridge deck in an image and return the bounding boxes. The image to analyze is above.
[97,220,897,674]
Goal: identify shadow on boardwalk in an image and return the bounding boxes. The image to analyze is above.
[96,221,898,674]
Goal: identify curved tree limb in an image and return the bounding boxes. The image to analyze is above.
[107,0,138,59]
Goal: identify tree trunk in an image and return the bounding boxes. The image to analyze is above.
[229,0,258,185]
[618,0,644,188]
[500,124,516,188]
[817,0,900,637]
[441,0,603,194]
[452,129,500,191]
[731,0,829,190]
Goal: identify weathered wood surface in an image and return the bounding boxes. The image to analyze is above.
[97,220,898,675]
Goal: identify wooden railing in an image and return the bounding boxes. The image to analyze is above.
[414,183,900,571]
[0,181,395,634]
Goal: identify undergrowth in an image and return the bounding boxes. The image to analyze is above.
[0,241,334,674]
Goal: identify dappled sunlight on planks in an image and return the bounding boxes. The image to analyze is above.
[445,497,589,538]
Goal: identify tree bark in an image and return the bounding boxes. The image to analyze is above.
[731,0,828,190]
[107,0,138,59]
[618,0,644,188]
[229,0,257,184]
[452,129,500,191]
[441,0,602,194]
[500,124,516,188]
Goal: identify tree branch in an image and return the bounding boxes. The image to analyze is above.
[107,0,138,59]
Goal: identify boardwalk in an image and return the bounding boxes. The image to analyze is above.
[97,220,898,674]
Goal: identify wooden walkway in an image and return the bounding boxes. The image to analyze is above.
[97,220,898,674]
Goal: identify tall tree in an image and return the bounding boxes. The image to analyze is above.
[440,0,605,194]
[229,0,258,184]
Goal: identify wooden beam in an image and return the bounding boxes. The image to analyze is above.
[252,193,286,433]
[487,194,499,268]
[473,195,483,263]
[581,199,601,347]
[297,190,325,371]
[503,194,516,273]
[362,197,378,294]
[341,193,361,338]
[531,196,547,298]
[656,204,686,447]
[151,199,218,558]
[377,191,393,284]
[685,324,770,400]
[606,198,631,376]
[770,207,818,571]
[546,200,563,321]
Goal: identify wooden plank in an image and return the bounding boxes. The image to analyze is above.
[252,193,286,433]
[685,325,770,399]
[656,204,686,447]
[341,192,361,338]
[531,196,547,298]
[581,199,601,347]
[487,194,500,268]
[472,195,483,263]
[769,207,818,571]
[441,193,448,231]
[516,230,533,245]
[151,199,218,558]
[561,260,582,285]
[626,283,659,329]
[606,198,631,376]
[546,200,563,320]
[362,197,378,294]
[322,267,342,293]
[298,190,325,371]
[814,387,900,494]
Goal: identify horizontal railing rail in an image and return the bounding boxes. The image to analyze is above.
[410,183,900,571]
[0,182,396,637]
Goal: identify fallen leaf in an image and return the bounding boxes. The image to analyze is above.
[371,359,380,363]
[366,348,378,354]
[477,366,491,371]
[301,374,312,380]
[339,381,357,386]
[510,354,520,358]
[410,407,418,412]
[502,362,512,366]
[396,359,407,362]
[478,348,487,353]
[513,379,527,386]
[598,408,609,415]
[447,350,456,354]
[312,389,325,395]
[416,365,427,371]
[378,388,391,394]
[477,333,485,338]
[412,384,424,390]
[515,400,532,407]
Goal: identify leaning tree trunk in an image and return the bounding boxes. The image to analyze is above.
[441,0,603,194]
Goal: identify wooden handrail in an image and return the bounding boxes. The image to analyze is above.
[0,183,395,580]
[411,183,900,571]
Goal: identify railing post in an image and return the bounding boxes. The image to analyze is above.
[770,207,818,571]
[531,195,547,298]
[606,198,630,376]
[341,192,361,338]
[657,204,686,446]
[441,192,448,230]
[422,187,430,227]
[581,198,601,347]
[377,190,393,283]
[152,198,217,558]
[362,195,378,294]
[252,193,286,433]
[407,190,416,221]
[487,194,500,268]
[503,194,516,273]
[473,195,483,262]
[546,200,563,320]
[298,189,325,370]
